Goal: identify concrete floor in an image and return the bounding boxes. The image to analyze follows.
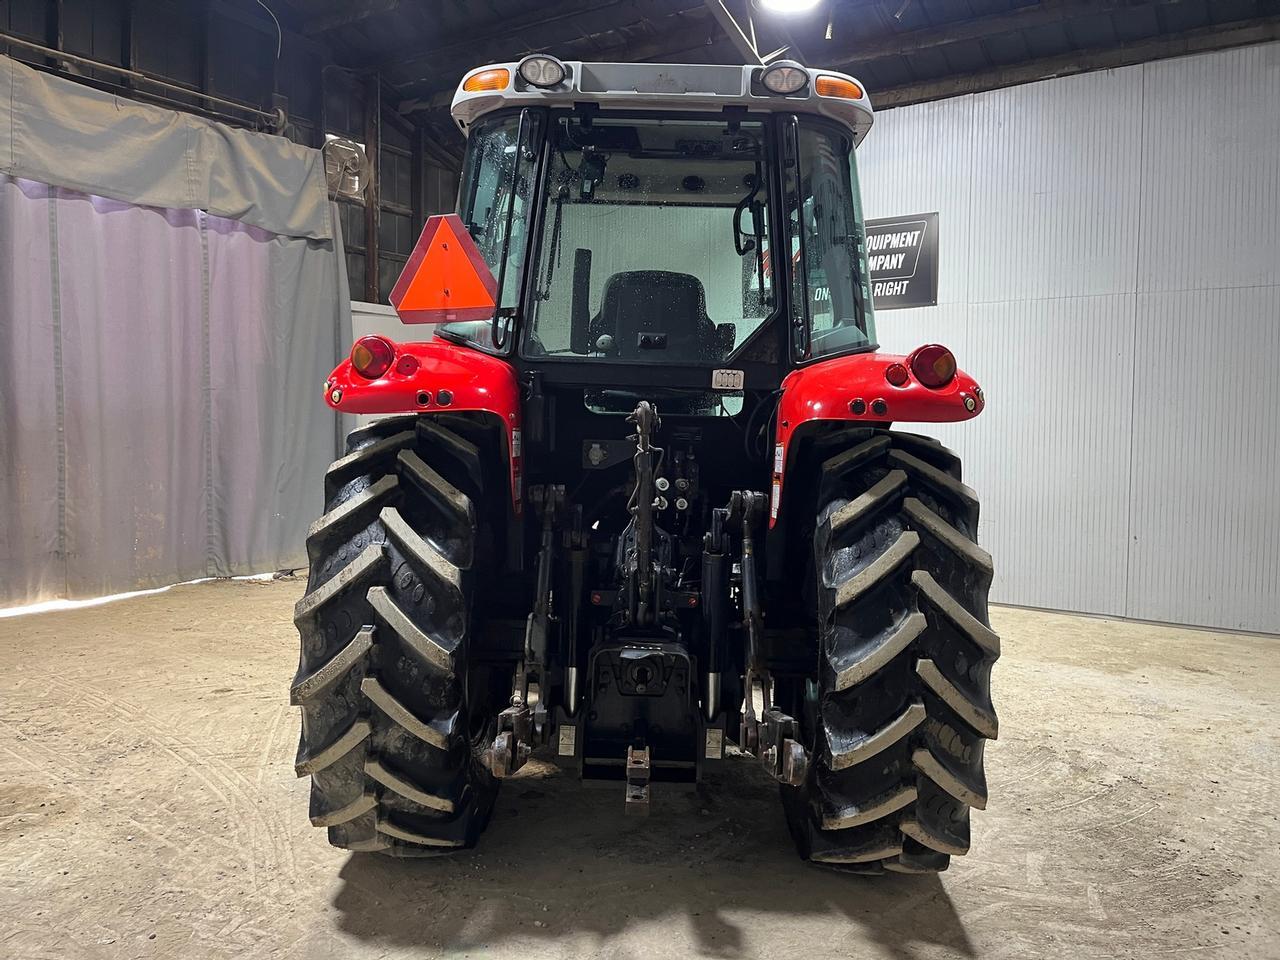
[0,579,1276,960]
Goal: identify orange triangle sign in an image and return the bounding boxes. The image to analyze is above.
[389,214,498,323]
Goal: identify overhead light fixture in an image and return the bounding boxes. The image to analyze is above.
[754,0,822,14]
[518,55,567,88]
[760,60,809,95]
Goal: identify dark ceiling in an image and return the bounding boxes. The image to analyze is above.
[284,0,1280,116]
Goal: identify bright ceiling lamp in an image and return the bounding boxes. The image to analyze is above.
[754,0,822,13]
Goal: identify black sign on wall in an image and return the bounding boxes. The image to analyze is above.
[865,212,939,310]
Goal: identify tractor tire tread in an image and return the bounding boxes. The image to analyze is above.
[293,416,498,856]
[789,427,999,875]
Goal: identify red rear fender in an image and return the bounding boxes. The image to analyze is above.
[325,337,522,514]
[770,346,984,525]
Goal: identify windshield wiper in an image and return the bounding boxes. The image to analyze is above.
[539,181,569,300]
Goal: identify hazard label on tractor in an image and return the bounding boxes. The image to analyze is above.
[389,214,498,323]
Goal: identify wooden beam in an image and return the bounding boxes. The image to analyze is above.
[411,124,424,228]
[44,0,72,73]
[418,120,464,168]
[305,0,401,36]
[122,0,136,91]
[49,0,63,56]
[869,16,1280,108]
[821,0,1141,69]
[364,75,382,303]
[202,4,213,102]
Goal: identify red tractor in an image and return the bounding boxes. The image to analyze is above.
[292,56,998,874]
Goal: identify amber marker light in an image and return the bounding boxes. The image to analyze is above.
[463,68,510,92]
[815,75,863,100]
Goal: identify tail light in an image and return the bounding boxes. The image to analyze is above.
[885,362,909,387]
[910,344,956,389]
[351,336,395,380]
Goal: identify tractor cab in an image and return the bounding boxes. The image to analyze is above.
[439,57,879,402]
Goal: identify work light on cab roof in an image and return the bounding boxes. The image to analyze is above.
[293,55,1000,878]
[517,54,567,88]
[760,60,808,94]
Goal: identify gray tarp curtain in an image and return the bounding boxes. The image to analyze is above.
[0,56,352,607]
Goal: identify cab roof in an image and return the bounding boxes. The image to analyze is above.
[450,60,874,145]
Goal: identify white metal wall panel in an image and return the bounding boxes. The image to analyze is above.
[858,96,975,311]
[858,95,975,359]
[1138,43,1280,293]
[966,67,1144,304]
[870,304,968,359]
[959,296,1136,617]
[1127,287,1280,632]
[857,42,1280,632]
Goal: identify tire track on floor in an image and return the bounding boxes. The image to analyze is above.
[38,676,302,891]
[0,716,239,864]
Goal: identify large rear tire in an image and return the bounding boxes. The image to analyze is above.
[291,415,500,856]
[784,428,1000,874]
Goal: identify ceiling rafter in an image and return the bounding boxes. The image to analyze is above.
[365,0,694,72]
[870,14,1280,107]
[819,0,1156,69]
[302,0,402,36]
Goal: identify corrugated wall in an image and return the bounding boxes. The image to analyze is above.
[857,41,1280,634]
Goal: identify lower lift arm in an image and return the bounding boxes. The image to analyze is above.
[736,491,808,788]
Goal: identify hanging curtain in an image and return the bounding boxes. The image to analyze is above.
[0,56,353,606]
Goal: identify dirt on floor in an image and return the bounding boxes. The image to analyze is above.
[0,578,1276,960]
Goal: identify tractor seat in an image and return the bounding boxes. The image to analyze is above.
[592,271,719,361]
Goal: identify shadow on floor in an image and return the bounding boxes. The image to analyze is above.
[330,757,974,958]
